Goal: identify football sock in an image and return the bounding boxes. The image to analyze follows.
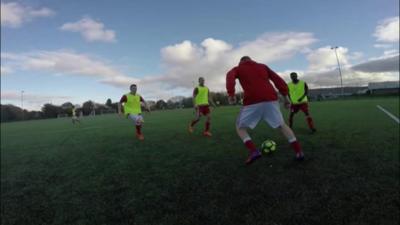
[136,125,142,135]
[243,137,257,153]
[289,139,302,154]
[205,121,210,132]
[306,116,315,130]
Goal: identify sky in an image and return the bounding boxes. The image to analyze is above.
[1,0,399,110]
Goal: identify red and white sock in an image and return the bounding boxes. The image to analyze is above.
[243,137,257,153]
[288,137,302,154]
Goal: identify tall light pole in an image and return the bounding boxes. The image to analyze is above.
[331,46,344,96]
[21,90,24,120]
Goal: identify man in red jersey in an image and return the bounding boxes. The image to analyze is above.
[226,56,304,165]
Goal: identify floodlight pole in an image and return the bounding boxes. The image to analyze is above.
[331,46,344,96]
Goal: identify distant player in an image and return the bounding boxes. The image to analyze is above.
[226,56,305,165]
[188,77,216,137]
[118,84,150,140]
[71,106,81,124]
[288,72,316,133]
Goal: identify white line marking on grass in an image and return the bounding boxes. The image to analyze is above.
[377,105,400,124]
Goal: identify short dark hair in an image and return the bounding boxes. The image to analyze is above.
[240,56,252,62]
[290,72,297,76]
[130,84,137,88]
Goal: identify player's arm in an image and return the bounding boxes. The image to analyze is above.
[298,82,308,102]
[118,95,127,115]
[192,87,198,108]
[266,66,290,108]
[226,67,238,104]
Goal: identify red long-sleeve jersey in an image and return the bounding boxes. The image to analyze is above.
[226,60,289,106]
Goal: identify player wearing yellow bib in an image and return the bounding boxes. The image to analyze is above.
[188,77,216,137]
[288,72,316,133]
[118,84,150,140]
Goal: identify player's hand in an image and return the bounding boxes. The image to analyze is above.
[297,97,304,102]
[228,96,236,105]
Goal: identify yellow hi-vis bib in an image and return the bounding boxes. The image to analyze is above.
[288,80,308,104]
[195,86,209,106]
[124,93,142,115]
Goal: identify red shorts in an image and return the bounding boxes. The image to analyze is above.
[290,103,309,114]
[197,105,210,116]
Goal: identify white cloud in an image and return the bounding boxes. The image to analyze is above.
[1,50,140,93]
[301,52,399,88]
[1,50,130,78]
[374,17,399,43]
[1,2,55,28]
[306,46,351,72]
[60,17,116,43]
[155,32,317,94]
[352,55,399,73]
[1,90,71,110]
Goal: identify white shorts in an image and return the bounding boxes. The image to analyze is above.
[128,114,144,125]
[236,101,284,129]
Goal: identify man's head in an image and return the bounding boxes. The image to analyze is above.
[290,72,299,82]
[240,56,252,63]
[198,77,205,86]
[130,84,137,94]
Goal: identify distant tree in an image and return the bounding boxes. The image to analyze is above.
[166,100,176,109]
[155,100,167,110]
[42,103,61,118]
[213,92,229,106]
[106,99,112,107]
[182,97,193,108]
[82,101,94,116]
[61,102,74,109]
[1,104,22,122]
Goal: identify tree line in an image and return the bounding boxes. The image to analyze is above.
[1,92,242,122]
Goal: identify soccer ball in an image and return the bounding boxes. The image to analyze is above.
[261,140,277,154]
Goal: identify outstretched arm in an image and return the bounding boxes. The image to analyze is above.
[226,67,238,104]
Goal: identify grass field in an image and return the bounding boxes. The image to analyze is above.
[1,97,399,225]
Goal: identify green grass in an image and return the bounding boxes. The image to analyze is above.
[1,97,399,225]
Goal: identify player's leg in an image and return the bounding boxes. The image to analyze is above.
[263,101,304,160]
[236,104,262,165]
[289,111,295,128]
[189,108,201,133]
[135,115,144,140]
[289,104,299,128]
[301,104,316,133]
[203,106,212,137]
[128,114,144,140]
